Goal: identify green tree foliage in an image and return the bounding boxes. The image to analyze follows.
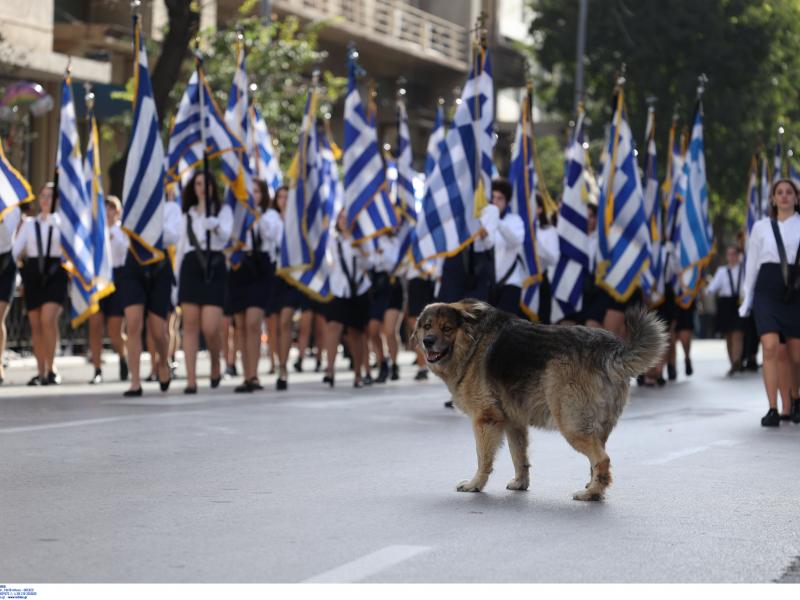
[526,0,800,244]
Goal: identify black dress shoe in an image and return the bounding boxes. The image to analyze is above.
[119,358,129,382]
[375,360,389,384]
[685,358,693,376]
[362,374,373,386]
[761,408,780,427]
[667,363,677,381]
[293,358,303,373]
[184,386,197,395]
[249,378,263,391]
[276,378,288,391]
[792,398,800,424]
[159,377,171,392]
[656,376,666,387]
[444,400,454,409]
[210,376,221,389]
[390,363,399,381]
[780,413,792,422]
[27,375,42,386]
[47,371,61,385]
[234,381,254,393]
[414,369,428,381]
[353,379,363,389]
[322,374,334,387]
[123,388,142,397]
[88,369,103,385]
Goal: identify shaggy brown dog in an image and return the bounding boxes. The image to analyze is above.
[415,299,668,501]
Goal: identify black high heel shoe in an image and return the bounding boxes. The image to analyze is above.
[276,378,288,391]
[184,386,197,395]
[123,388,143,397]
[210,376,221,389]
[322,374,334,387]
[159,377,171,392]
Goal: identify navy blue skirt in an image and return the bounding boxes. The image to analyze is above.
[178,250,227,308]
[753,263,800,338]
[227,252,273,314]
[407,278,434,317]
[117,254,175,319]
[0,251,16,303]
[21,258,67,311]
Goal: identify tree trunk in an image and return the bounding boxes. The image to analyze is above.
[109,0,199,197]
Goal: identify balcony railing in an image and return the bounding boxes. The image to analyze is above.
[273,0,469,71]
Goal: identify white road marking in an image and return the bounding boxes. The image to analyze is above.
[303,545,430,583]
[641,439,740,465]
[0,411,209,434]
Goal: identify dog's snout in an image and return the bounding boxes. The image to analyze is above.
[423,335,437,349]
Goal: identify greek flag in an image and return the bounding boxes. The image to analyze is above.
[596,88,651,301]
[391,96,418,271]
[283,130,336,301]
[343,56,397,243]
[676,102,714,308]
[122,14,166,264]
[506,90,541,320]
[0,135,33,222]
[640,108,659,296]
[224,43,257,267]
[660,122,683,294]
[759,154,770,220]
[57,75,94,327]
[166,68,247,205]
[280,87,318,276]
[746,155,759,237]
[84,103,114,305]
[550,109,590,322]
[773,131,783,183]
[413,46,493,262]
[250,106,282,196]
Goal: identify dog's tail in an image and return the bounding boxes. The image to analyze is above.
[613,306,669,378]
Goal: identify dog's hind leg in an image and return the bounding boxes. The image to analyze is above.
[505,425,530,491]
[457,410,505,492]
[562,433,611,501]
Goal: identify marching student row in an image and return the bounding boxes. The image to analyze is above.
[1,175,798,417]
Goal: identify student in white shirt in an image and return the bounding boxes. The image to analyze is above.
[176,171,233,394]
[264,185,287,379]
[228,179,282,393]
[705,244,745,376]
[322,209,371,388]
[488,178,525,317]
[739,178,800,426]
[0,202,21,385]
[87,195,128,384]
[12,183,67,386]
[366,233,403,383]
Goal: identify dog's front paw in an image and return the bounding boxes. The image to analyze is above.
[456,479,485,492]
[506,476,529,491]
[572,489,604,501]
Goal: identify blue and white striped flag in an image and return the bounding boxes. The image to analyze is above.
[551,109,590,322]
[759,154,770,220]
[413,46,493,262]
[509,91,544,321]
[122,14,166,265]
[773,129,783,183]
[391,96,417,272]
[84,102,114,305]
[676,102,714,308]
[746,155,759,237]
[640,107,659,296]
[224,43,257,267]
[57,75,94,327]
[166,68,248,207]
[250,106,282,196]
[597,88,651,301]
[343,56,397,243]
[0,135,33,222]
[280,87,318,276]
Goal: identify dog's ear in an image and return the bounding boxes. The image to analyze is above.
[451,298,491,325]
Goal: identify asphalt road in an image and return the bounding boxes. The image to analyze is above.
[1,341,799,583]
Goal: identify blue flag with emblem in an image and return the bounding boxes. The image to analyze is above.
[413,46,493,262]
[122,14,166,265]
[343,53,397,243]
[597,87,651,301]
[551,108,590,322]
